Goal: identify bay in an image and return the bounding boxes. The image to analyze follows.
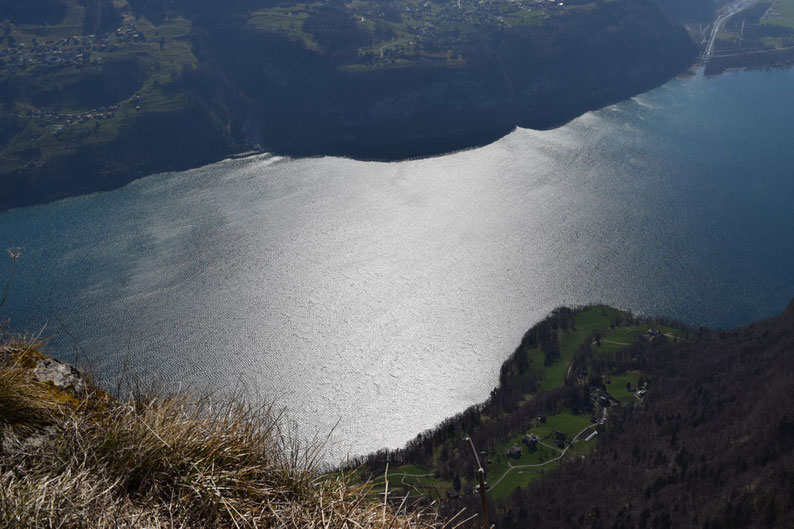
[2,68,794,461]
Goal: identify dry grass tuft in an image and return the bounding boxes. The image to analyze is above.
[0,333,64,434]
[0,336,457,528]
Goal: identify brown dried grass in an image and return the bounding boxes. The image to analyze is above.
[0,336,460,528]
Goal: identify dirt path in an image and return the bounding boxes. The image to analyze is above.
[488,423,598,491]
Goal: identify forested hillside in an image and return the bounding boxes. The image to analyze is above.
[347,303,794,528]
[654,0,717,23]
[488,302,794,528]
[1,0,696,210]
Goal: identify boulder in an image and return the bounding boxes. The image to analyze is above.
[33,358,85,393]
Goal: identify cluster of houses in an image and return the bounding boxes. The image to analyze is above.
[350,0,570,65]
[626,379,648,399]
[24,102,127,131]
[61,105,119,127]
[503,408,614,460]
[393,0,565,31]
[130,94,144,111]
[0,39,92,69]
[532,0,566,8]
[0,24,145,71]
[506,430,566,459]
[114,25,147,44]
[505,425,548,459]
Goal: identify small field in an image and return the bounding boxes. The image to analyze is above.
[486,410,596,500]
[606,372,642,404]
[594,323,683,354]
[714,0,794,54]
[534,305,625,392]
[529,410,594,440]
[488,467,545,500]
[763,0,794,27]
[366,464,450,501]
[248,4,318,50]
[245,0,572,71]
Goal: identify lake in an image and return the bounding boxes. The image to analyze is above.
[2,68,794,461]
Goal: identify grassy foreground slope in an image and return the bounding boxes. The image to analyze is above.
[0,334,447,528]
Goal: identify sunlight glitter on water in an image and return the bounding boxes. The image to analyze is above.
[2,68,794,461]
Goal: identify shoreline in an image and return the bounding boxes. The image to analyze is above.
[704,46,794,76]
[0,66,689,213]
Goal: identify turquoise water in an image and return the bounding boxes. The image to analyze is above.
[1,68,794,460]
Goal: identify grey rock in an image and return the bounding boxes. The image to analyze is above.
[33,358,86,393]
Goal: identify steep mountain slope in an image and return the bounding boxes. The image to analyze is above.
[0,0,696,209]
[420,304,794,528]
[344,302,794,528]
[492,302,794,528]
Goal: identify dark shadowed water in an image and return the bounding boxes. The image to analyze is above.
[2,68,794,461]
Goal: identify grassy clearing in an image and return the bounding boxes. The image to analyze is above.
[369,464,434,486]
[566,437,596,457]
[366,464,451,501]
[0,335,449,529]
[600,326,645,344]
[536,306,624,392]
[487,410,595,500]
[488,467,544,500]
[248,4,318,50]
[487,411,592,497]
[529,410,594,440]
[503,9,543,26]
[606,372,642,405]
[595,323,684,354]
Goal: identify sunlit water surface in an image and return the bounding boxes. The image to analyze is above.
[2,69,794,461]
